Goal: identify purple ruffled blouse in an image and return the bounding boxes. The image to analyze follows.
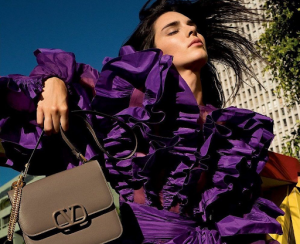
[0,46,283,244]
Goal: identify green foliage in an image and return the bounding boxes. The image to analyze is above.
[258,0,300,106]
[258,0,300,160]
[282,121,300,160]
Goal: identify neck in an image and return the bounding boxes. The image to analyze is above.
[178,68,203,105]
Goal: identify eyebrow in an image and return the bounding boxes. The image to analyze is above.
[161,19,197,31]
[161,21,180,31]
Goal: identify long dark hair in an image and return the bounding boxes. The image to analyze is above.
[124,0,263,108]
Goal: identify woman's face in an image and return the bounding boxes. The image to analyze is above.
[154,11,208,72]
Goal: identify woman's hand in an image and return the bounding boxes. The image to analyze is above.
[37,77,69,135]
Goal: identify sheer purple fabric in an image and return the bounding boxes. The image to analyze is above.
[0,46,283,243]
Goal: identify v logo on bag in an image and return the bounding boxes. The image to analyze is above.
[52,204,88,230]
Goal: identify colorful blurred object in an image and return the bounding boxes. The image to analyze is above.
[261,152,300,244]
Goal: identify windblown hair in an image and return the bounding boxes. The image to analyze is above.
[124,0,264,108]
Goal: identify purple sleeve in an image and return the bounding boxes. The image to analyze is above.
[0,49,100,174]
[30,48,77,88]
[1,48,100,113]
[0,74,42,113]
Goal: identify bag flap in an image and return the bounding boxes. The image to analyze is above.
[8,160,114,237]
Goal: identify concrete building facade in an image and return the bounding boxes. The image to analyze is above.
[217,0,300,153]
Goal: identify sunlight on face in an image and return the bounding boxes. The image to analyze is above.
[154,12,208,72]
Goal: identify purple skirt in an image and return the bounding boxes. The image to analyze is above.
[118,201,280,244]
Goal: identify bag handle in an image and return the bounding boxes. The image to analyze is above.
[60,110,138,163]
[23,109,137,179]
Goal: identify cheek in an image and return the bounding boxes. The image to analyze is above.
[155,37,184,57]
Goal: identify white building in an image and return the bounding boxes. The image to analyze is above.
[217,0,300,153]
[0,175,44,244]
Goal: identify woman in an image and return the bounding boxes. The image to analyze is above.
[0,0,283,243]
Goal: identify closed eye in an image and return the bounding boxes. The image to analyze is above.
[168,30,179,36]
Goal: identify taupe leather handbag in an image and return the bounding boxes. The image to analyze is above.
[6,110,137,244]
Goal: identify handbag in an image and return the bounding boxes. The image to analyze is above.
[6,110,138,244]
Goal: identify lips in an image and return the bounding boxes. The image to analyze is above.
[188,38,203,47]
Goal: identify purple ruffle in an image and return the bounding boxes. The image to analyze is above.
[0,46,283,242]
[91,46,203,207]
[90,46,283,239]
[197,107,278,218]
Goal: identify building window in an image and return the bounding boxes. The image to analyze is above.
[271,89,275,96]
[260,94,263,103]
[283,119,287,127]
[267,102,271,110]
[0,198,11,210]
[277,121,281,130]
[265,92,269,99]
[248,89,251,96]
[289,116,293,124]
[253,86,256,93]
[257,107,260,113]
[275,110,279,117]
[281,108,285,115]
[269,112,273,119]
[3,215,10,228]
[273,100,278,108]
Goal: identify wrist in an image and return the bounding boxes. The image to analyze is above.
[43,77,64,86]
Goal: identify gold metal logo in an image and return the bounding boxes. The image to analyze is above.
[52,204,87,230]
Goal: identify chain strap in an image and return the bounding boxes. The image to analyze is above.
[6,130,44,242]
[7,175,25,241]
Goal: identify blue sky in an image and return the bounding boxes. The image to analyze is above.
[0,0,146,186]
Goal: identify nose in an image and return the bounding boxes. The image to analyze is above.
[187,25,197,37]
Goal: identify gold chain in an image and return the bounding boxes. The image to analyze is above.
[7,175,24,241]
